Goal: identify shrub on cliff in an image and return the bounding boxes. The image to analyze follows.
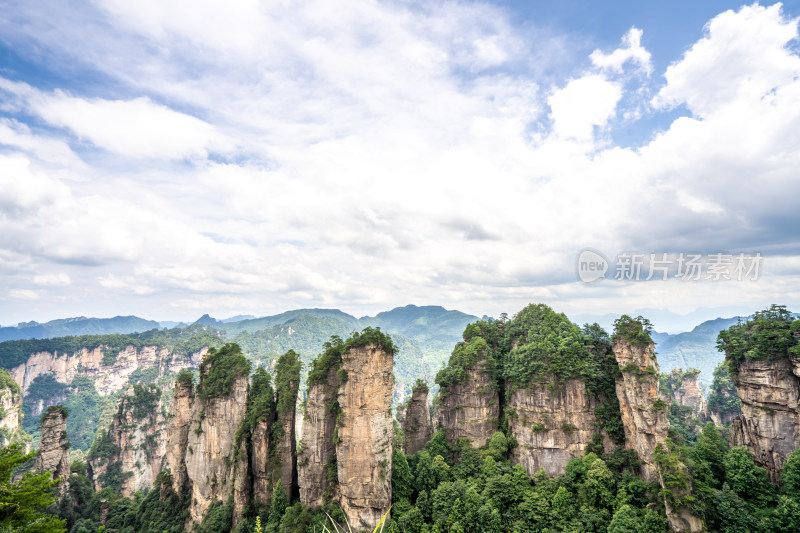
[612,315,654,348]
[717,304,799,372]
[176,368,195,391]
[308,329,396,388]
[274,350,301,416]
[198,343,252,399]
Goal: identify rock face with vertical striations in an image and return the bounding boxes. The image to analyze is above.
[185,346,250,528]
[298,364,339,507]
[87,384,166,496]
[614,329,704,532]
[614,336,670,482]
[509,378,608,477]
[272,350,301,500]
[36,405,70,498]
[436,354,499,448]
[165,373,194,492]
[336,342,394,531]
[0,369,27,449]
[402,382,432,455]
[730,356,800,483]
[661,369,707,421]
[11,345,204,397]
[250,418,273,505]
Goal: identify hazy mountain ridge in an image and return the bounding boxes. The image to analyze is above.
[0,315,161,343]
[654,317,745,387]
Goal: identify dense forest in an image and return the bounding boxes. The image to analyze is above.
[6,304,800,532]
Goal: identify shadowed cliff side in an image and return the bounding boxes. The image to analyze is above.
[717,305,800,483]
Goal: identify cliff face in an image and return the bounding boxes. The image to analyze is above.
[273,351,301,501]
[402,384,432,455]
[661,369,707,421]
[436,358,499,448]
[88,385,167,496]
[675,373,706,418]
[251,418,274,505]
[615,337,704,532]
[298,365,338,507]
[614,338,669,482]
[165,378,194,492]
[36,407,70,498]
[509,378,607,477]
[730,356,800,482]
[11,345,204,395]
[336,344,394,531]
[185,374,249,525]
[0,372,27,448]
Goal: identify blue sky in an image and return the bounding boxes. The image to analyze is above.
[1,1,800,331]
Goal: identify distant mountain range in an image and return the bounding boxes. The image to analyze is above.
[652,317,744,388]
[0,315,161,343]
[0,306,758,391]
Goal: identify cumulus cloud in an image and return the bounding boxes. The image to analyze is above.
[0,1,798,323]
[590,28,652,74]
[653,3,800,117]
[548,75,622,141]
[0,79,230,160]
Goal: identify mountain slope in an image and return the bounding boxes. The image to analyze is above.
[654,317,745,386]
[0,316,161,343]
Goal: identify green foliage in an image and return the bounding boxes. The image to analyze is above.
[709,482,759,532]
[22,373,68,438]
[0,334,136,369]
[717,305,799,373]
[659,368,700,398]
[412,379,428,394]
[87,429,118,463]
[345,327,396,354]
[198,343,252,399]
[503,304,592,385]
[435,336,493,389]
[0,443,66,532]
[198,500,232,533]
[128,383,161,420]
[244,368,276,432]
[307,336,346,387]
[0,368,20,396]
[781,449,800,498]
[391,449,414,502]
[653,439,693,508]
[612,315,654,347]
[176,368,195,391]
[723,446,775,509]
[63,376,102,451]
[274,350,301,416]
[0,325,223,370]
[706,362,741,419]
[42,404,68,423]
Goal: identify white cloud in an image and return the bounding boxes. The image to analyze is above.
[0,78,230,160]
[8,289,39,300]
[0,2,799,324]
[33,273,72,286]
[0,118,86,170]
[590,27,652,74]
[653,3,800,117]
[549,75,622,140]
[31,93,230,159]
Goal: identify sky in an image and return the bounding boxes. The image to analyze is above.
[1,0,800,332]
